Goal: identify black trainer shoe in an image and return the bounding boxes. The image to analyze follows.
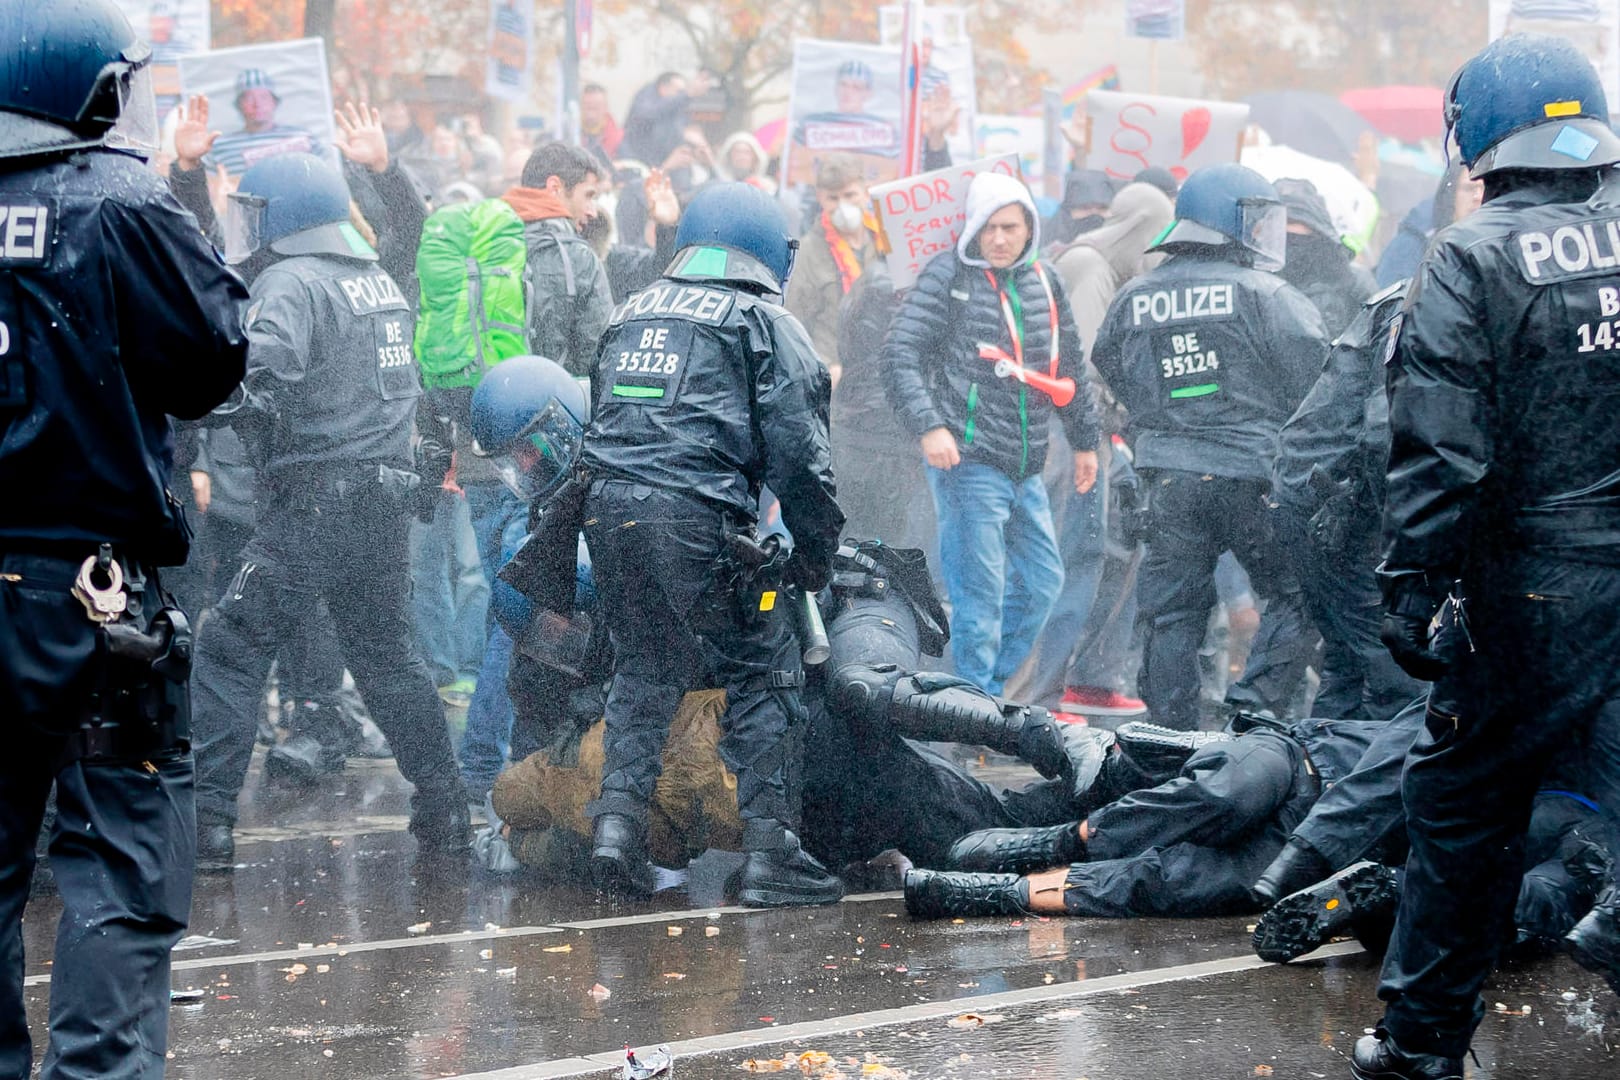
[1350,1029,1463,1080]
[904,869,1030,920]
[1252,861,1398,963]
[591,813,656,898]
[263,733,347,788]
[737,828,843,907]
[1251,838,1333,908]
[946,823,1084,875]
[1565,886,1620,994]
[196,823,236,873]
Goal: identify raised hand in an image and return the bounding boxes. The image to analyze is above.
[173,94,220,172]
[334,101,390,174]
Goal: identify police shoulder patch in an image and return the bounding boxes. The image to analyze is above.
[1383,313,1404,367]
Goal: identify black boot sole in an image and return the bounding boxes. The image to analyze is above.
[1565,922,1620,995]
[1253,861,1397,964]
[738,876,844,908]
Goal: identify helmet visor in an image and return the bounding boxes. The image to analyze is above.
[223,192,268,265]
[1239,198,1287,272]
[103,61,160,159]
[493,398,585,501]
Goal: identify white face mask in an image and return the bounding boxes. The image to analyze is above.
[830,201,865,235]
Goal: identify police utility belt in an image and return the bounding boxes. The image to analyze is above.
[53,544,192,761]
[272,460,425,508]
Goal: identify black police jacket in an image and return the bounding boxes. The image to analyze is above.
[1091,252,1328,482]
[0,149,248,565]
[579,251,844,567]
[1274,280,1409,519]
[237,252,420,491]
[880,249,1100,481]
[1384,174,1620,575]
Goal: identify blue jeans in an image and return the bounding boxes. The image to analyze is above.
[459,482,529,796]
[409,490,487,686]
[1016,454,1107,707]
[926,461,1065,696]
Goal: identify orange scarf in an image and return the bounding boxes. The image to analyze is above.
[822,211,864,295]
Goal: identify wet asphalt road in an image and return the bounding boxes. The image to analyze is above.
[19,753,1620,1079]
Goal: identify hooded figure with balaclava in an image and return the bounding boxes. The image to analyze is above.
[881,172,1102,696]
[1009,181,1176,717]
[1274,177,1377,339]
[1089,163,1328,732]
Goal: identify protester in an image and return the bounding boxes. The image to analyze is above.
[786,152,876,380]
[620,70,709,168]
[882,173,1101,696]
[579,82,623,172]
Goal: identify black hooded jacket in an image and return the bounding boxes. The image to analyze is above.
[1384,172,1620,575]
[0,149,249,565]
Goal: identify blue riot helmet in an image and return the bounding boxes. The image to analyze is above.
[1446,33,1620,177]
[670,181,800,293]
[470,355,590,501]
[1150,164,1287,272]
[0,0,160,160]
[224,152,375,265]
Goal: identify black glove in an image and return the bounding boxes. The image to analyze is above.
[412,435,454,523]
[784,548,832,594]
[1379,572,1451,682]
[1116,478,1151,546]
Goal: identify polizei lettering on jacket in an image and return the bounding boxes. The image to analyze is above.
[0,203,54,266]
[611,284,734,326]
[339,271,409,314]
[1130,283,1235,326]
[1516,219,1620,283]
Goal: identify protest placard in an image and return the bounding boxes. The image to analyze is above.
[1126,0,1186,40]
[880,5,978,167]
[111,1,211,108]
[975,115,1047,192]
[1491,0,1620,109]
[486,0,535,103]
[783,39,905,190]
[179,38,337,179]
[1085,89,1248,184]
[869,153,1020,289]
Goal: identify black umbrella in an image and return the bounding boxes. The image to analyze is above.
[1243,90,1378,168]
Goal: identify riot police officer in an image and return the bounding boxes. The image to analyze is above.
[579,182,846,906]
[1090,165,1328,730]
[1355,35,1620,1078]
[0,3,249,1074]
[189,152,468,870]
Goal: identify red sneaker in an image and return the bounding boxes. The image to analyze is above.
[1057,686,1148,718]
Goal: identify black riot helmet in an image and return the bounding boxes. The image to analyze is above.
[0,0,161,161]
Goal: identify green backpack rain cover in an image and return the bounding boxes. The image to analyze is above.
[414,198,530,390]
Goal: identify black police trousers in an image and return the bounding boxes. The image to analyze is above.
[1290,697,1425,870]
[1136,470,1312,729]
[0,552,194,1080]
[191,490,462,827]
[802,589,1073,869]
[1378,555,1620,1059]
[1277,507,1424,725]
[582,482,804,834]
[1059,729,1318,917]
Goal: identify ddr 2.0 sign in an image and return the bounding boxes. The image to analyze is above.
[1085,90,1249,184]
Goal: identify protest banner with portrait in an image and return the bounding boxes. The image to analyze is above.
[783,39,905,190]
[879,5,979,168]
[1490,0,1620,111]
[869,153,1020,288]
[1084,89,1248,184]
[486,0,535,104]
[179,38,338,179]
[111,1,211,109]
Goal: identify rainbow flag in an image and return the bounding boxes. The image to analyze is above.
[1023,64,1120,118]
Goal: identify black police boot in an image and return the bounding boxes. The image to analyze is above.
[1565,884,1620,994]
[836,665,1115,804]
[1250,837,1334,908]
[737,822,844,907]
[263,732,348,788]
[1252,861,1399,964]
[196,822,236,873]
[409,789,471,860]
[904,869,1030,920]
[591,813,656,898]
[1349,1028,1464,1080]
[946,823,1085,875]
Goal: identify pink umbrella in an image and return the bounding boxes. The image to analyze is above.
[754,117,787,158]
[1340,86,1446,144]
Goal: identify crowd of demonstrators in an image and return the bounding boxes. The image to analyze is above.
[11,6,1620,1078]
